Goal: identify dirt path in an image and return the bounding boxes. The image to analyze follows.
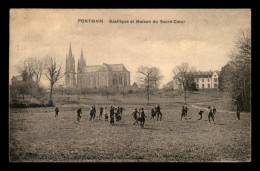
[190,99,237,114]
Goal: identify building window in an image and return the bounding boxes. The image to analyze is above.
[124,74,127,85]
[202,84,204,88]
[113,74,117,86]
[208,79,210,82]
[119,74,122,85]
[214,84,218,88]
[214,78,217,82]
[208,84,210,88]
[197,79,199,82]
[202,79,204,82]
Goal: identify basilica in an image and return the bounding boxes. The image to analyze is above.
[65,43,131,91]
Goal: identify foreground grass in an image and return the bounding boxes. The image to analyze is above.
[9,93,251,162]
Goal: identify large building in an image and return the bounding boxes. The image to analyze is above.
[173,70,220,90]
[65,43,131,90]
[193,71,220,89]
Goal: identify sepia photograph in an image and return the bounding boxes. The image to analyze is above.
[9,9,251,162]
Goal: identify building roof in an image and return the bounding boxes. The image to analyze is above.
[192,70,220,78]
[82,63,129,73]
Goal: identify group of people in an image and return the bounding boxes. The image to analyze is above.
[150,104,163,121]
[132,108,147,127]
[197,106,217,124]
[131,104,163,128]
[179,105,217,124]
[53,103,240,128]
[75,105,124,124]
[53,105,124,124]
[108,106,124,125]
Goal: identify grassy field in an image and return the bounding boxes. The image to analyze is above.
[9,91,251,162]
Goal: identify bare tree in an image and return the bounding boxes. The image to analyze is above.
[173,62,196,104]
[137,66,163,104]
[31,58,47,85]
[44,55,63,104]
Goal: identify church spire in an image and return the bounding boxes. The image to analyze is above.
[79,48,86,66]
[68,42,72,58]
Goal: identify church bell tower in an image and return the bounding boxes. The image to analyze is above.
[77,48,86,88]
[65,42,76,87]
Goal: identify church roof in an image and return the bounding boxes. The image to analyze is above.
[82,63,129,73]
[83,65,105,72]
[105,64,129,72]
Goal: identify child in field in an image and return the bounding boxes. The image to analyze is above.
[110,106,115,125]
[181,106,187,121]
[139,108,147,128]
[198,109,204,120]
[92,106,96,119]
[132,108,139,125]
[104,107,109,121]
[89,106,95,121]
[213,106,217,115]
[155,104,162,121]
[236,105,240,120]
[184,105,190,119]
[151,108,155,119]
[105,113,109,122]
[77,108,82,122]
[55,107,59,118]
[99,106,103,118]
[208,106,215,124]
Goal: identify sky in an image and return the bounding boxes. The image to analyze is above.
[9,9,251,88]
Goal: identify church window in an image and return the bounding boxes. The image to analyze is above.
[119,74,122,85]
[124,74,127,85]
[113,74,118,86]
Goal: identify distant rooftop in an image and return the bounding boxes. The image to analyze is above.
[193,70,219,78]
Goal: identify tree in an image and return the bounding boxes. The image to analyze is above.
[17,57,46,85]
[173,62,196,104]
[44,55,63,104]
[137,66,163,104]
[219,29,251,111]
[31,58,47,85]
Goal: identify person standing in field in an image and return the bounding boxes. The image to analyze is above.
[77,108,82,122]
[115,106,120,121]
[92,105,96,119]
[155,104,162,121]
[132,108,139,125]
[181,106,187,121]
[236,105,241,120]
[99,106,104,118]
[184,105,190,119]
[119,106,124,115]
[110,106,115,125]
[150,108,155,119]
[139,108,147,128]
[89,106,94,121]
[55,107,59,118]
[208,106,215,124]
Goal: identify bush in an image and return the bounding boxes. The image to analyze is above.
[47,100,54,107]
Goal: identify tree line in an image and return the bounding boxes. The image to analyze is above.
[10,54,63,106]
[218,30,251,112]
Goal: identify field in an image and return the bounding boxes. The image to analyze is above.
[9,91,251,162]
